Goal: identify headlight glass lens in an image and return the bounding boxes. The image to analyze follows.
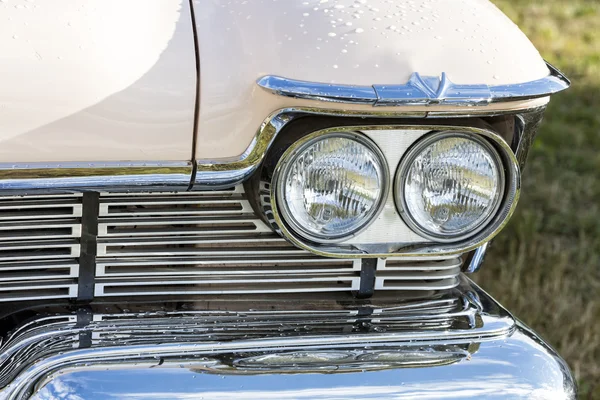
[397,133,504,241]
[276,133,387,242]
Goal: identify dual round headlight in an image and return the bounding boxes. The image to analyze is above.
[273,130,506,244]
[396,132,504,242]
[275,132,388,242]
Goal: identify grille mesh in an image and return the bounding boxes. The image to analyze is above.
[0,195,81,301]
[96,188,362,295]
[0,188,462,301]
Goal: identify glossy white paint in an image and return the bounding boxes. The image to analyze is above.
[194,0,550,160]
[0,0,196,162]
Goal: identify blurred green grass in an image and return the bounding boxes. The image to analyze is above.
[476,0,600,397]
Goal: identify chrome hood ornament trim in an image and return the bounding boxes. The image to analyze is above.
[374,72,491,106]
[257,62,570,107]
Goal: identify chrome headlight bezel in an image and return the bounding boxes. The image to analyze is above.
[394,131,506,243]
[272,130,390,243]
[251,122,520,259]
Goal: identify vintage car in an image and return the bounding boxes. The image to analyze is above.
[0,0,574,398]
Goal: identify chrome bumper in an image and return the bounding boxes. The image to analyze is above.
[0,275,575,399]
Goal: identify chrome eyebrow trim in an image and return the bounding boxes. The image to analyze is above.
[257,61,570,106]
[256,75,379,104]
[0,106,547,194]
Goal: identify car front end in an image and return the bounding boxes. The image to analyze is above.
[0,0,575,398]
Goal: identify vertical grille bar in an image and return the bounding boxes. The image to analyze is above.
[78,193,99,301]
[356,259,377,298]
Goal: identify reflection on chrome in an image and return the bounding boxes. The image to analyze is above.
[0,276,574,399]
[231,346,474,372]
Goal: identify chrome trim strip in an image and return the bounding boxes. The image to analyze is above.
[488,62,571,102]
[256,75,379,104]
[0,108,544,194]
[464,243,489,274]
[194,108,427,190]
[193,104,546,190]
[94,276,361,296]
[95,257,360,277]
[0,161,193,193]
[257,61,570,106]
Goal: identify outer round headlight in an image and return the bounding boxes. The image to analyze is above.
[395,132,505,242]
[274,131,388,243]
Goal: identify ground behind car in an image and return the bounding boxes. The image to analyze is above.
[478,1,600,397]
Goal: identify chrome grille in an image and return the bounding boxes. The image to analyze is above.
[0,188,463,302]
[0,195,81,302]
[96,189,363,296]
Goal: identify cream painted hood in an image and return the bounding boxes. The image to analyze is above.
[194,0,550,160]
[0,0,196,163]
[0,0,550,164]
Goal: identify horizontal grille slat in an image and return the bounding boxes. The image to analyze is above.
[0,279,78,302]
[97,257,358,277]
[376,266,461,281]
[381,258,462,271]
[98,187,250,217]
[0,220,81,241]
[0,196,82,221]
[94,276,360,296]
[98,217,272,237]
[96,236,303,258]
[0,260,79,282]
[0,240,80,261]
[376,277,460,291]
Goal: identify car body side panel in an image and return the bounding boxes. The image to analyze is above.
[193,0,550,160]
[0,0,196,163]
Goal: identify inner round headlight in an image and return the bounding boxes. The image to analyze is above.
[274,132,388,242]
[395,132,505,242]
